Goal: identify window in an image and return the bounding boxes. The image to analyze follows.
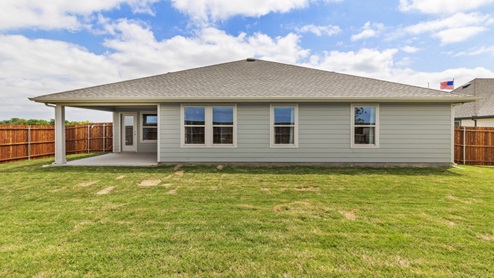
[352,104,379,148]
[184,107,206,144]
[213,107,234,144]
[271,105,298,148]
[454,120,461,127]
[182,105,236,147]
[141,113,157,142]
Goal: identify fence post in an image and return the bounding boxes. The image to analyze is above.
[103,124,106,152]
[87,125,90,153]
[463,126,466,165]
[27,125,31,160]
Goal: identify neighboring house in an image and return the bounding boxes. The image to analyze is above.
[30,59,477,167]
[453,78,494,127]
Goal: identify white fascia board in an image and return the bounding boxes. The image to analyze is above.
[30,96,480,105]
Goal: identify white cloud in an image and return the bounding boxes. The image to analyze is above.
[0,21,310,121]
[434,26,486,44]
[170,0,310,23]
[308,48,398,76]
[103,20,309,77]
[351,22,383,41]
[456,45,494,56]
[0,0,159,31]
[295,24,341,36]
[0,35,120,121]
[305,48,494,90]
[399,0,494,14]
[404,12,493,44]
[401,45,420,53]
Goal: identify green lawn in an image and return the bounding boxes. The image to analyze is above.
[1,155,493,277]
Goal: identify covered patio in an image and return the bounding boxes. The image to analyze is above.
[66,152,158,166]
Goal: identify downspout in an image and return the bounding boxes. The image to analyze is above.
[471,117,478,127]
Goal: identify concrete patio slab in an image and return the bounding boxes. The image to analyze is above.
[66,152,158,166]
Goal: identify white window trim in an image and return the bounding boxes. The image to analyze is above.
[270,104,299,148]
[140,111,158,143]
[351,104,379,149]
[180,105,237,148]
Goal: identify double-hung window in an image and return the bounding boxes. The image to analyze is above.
[184,107,206,144]
[271,105,298,148]
[351,104,379,148]
[141,112,157,142]
[212,107,234,144]
[182,105,236,147]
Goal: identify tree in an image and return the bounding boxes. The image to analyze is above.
[0,118,92,125]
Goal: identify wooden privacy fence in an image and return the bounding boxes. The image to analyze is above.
[0,123,113,163]
[455,126,494,166]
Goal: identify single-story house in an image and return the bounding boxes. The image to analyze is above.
[30,59,477,167]
[453,78,494,127]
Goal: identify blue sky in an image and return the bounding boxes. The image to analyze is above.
[1,0,494,122]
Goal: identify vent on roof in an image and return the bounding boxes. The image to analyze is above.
[246,58,256,62]
[462,83,471,89]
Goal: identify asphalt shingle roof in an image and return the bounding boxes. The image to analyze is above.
[454,78,494,118]
[31,59,476,103]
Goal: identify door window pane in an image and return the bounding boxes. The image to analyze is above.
[124,116,134,146]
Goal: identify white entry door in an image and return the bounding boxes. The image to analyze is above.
[122,113,137,152]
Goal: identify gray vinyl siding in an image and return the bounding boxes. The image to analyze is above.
[159,103,453,163]
[112,112,120,153]
[113,108,157,153]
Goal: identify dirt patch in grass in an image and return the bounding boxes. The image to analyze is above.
[238,204,261,210]
[339,210,357,221]
[216,165,224,170]
[175,171,184,177]
[442,220,457,227]
[167,186,181,195]
[76,181,99,187]
[96,186,115,195]
[478,234,494,241]
[139,180,161,187]
[293,186,319,192]
[161,183,173,187]
[115,175,126,180]
[261,187,270,191]
[173,165,182,171]
[446,195,472,204]
[273,201,332,221]
[73,220,95,231]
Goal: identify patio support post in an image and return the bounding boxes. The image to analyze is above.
[54,104,66,165]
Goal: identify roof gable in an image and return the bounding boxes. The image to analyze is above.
[454,78,494,118]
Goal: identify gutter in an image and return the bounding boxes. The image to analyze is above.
[455,115,494,120]
[29,96,481,104]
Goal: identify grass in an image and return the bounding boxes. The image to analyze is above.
[1,155,494,277]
